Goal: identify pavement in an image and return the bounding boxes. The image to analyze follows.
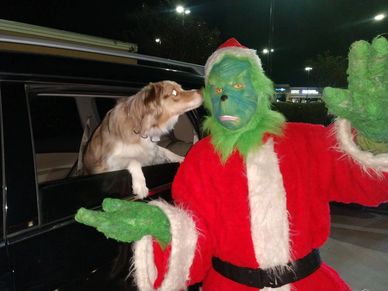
[321,204,388,291]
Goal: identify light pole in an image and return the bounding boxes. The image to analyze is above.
[305,66,312,83]
[262,48,274,73]
[176,5,191,25]
[305,67,313,100]
[267,0,275,76]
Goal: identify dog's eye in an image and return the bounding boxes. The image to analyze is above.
[215,88,223,94]
[172,89,178,96]
[233,83,244,89]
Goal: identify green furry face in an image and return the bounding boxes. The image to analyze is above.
[207,58,258,130]
[203,53,285,162]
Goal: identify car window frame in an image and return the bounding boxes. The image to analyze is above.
[0,84,4,241]
[25,82,199,226]
[1,81,39,236]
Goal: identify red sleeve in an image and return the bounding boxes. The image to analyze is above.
[322,123,388,206]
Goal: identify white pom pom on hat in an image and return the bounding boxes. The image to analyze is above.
[204,37,264,83]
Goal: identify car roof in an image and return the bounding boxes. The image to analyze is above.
[0,19,205,79]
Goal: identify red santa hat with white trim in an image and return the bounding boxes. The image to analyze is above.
[204,37,264,83]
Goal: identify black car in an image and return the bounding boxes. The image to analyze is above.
[0,22,204,290]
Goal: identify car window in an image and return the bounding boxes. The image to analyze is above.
[95,97,117,118]
[29,94,83,184]
[94,96,198,157]
[27,85,198,224]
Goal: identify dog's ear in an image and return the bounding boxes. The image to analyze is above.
[144,82,163,106]
[132,83,164,137]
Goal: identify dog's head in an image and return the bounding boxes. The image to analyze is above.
[130,80,203,138]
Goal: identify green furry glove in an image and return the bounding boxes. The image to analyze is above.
[75,198,171,249]
[323,36,388,151]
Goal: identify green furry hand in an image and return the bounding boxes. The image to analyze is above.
[323,36,388,142]
[75,198,171,249]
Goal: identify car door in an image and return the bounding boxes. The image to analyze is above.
[0,84,14,290]
[2,80,197,290]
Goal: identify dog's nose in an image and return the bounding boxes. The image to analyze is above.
[220,95,228,102]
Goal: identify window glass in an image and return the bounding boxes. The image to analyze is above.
[27,88,199,224]
[29,91,199,186]
[95,97,117,118]
[29,95,83,184]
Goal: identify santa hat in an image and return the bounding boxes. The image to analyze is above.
[204,38,264,83]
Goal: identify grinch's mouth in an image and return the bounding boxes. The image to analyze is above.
[219,115,240,122]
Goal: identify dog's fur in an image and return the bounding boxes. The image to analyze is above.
[83,80,203,198]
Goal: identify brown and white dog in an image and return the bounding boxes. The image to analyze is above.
[83,81,203,198]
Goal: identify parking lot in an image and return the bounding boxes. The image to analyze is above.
[322,204,388,291]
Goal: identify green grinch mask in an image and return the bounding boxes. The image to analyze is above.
[207,57,258,130]
[203,53,285,162]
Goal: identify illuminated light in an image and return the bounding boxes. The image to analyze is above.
[262,48,274,54]
[176,5,191,15]
[374,14,385,21]
[301,89,319,95]
[291,89,300,94]
[176,5,184,14]
[305,66,313,71]
[155,38,161,44]
[275,88,286,92]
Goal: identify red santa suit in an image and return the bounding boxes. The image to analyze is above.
[133,119,388,291]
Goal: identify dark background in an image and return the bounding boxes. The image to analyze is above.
[1,0,388,86]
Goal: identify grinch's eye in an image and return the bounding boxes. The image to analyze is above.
[233,83,244,89]
[215,87,223,94]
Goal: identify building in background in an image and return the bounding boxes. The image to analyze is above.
[275,84,323,103]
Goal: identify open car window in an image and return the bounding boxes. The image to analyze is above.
[26,84,198,223]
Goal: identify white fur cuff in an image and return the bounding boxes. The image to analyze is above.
[335,118,388,173]
[133,200,198,291]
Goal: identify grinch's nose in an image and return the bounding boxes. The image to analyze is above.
[221,95,228,102]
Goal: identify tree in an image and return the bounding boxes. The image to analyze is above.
[123,3,221,64]
[305,51,347,87]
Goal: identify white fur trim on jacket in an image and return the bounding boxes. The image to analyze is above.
[246,139,291,291]
[335,118,388,173]
[133,200,198,291]
[204,46,263,83]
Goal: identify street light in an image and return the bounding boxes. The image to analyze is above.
[374,13,386,21]
[262,48,274,74]
[155,38,162,44]
[305,67,313,73]
[262,48,274,54]
[176,5,191,25]
[176,5,190,14]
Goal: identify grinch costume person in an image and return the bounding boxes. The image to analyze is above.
[76,37,388,290]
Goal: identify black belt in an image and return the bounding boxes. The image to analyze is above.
[212,249,321,289]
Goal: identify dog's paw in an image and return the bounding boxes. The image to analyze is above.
[132,181,149,199]
[170,155,184,163]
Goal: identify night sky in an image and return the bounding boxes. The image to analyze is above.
[193,0,388,84]
[1,0,388,85]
